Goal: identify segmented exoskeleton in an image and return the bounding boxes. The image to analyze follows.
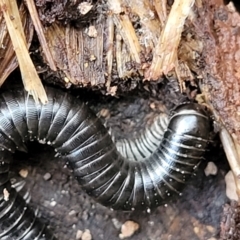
[0,87,211,239]
[115,113,169,161]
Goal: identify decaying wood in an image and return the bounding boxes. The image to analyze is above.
[106,14,114,90]
[144,0,195,81]
[43,22,105,87]
[0,0,47,104]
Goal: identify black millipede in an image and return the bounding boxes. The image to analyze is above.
[0,86,211,239]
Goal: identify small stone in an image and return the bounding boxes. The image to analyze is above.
[119,220,140,239]
[50,200,57,207]
[64,77,70,83]
[69,210,76,216]
[19,169,28,178]
[204,162,218,176]
[150,102,156,110]
[81,229,92,240]
[206,225,215,233]
[99,108,110,118]
[76,230,83,239]
[43,172,52,181]
[193,227,200,234]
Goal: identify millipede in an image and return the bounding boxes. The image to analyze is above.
[0,86,211,239]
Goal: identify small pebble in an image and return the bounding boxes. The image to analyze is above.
[76,230,83,239]
[119,220,140,239]
[206,225,215,233]
[50,200,57,207]
[193,227,200,234]
[99,108,110,118]
[43,172,52,181]
[150,102,156,110]
[81,229,92,240]
[19,169,28,178]
[204,162,218,176]
[69,210,77,216]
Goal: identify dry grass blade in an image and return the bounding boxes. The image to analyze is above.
[145,0,195,80]
[0,0,47,104]
[25,0,56,71]
[220,127,240,202]
[0,3,33,86]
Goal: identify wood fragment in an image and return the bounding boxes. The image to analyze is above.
[154,0,167,26]
[126,0,162,46]
[219,127,240,202]
[113,14,142,65]
[0,0,47,104]
[108,0,142,74]
[144,0,195,80]
[25,0,57,71]
[0,2,33,86]
[106,14,114,90]
[225,171,239,201]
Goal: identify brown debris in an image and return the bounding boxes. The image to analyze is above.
[0,0,204,94]
[220,201,240,240]
[34,0,98,25]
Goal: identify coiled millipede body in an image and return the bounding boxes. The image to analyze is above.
[0,86,211,239]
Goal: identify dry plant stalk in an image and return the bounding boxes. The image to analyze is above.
[108,0,142,76]
[0,2,33,85]
[154,0,167,25]
[106,14,114,90]
[0,0,47,104]
[220,127,240,202]
[25,0,56,71]
[145,0,195,80]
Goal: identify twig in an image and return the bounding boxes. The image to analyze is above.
[0,0,48,104]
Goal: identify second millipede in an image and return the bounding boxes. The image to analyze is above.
[0,86,211,239]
